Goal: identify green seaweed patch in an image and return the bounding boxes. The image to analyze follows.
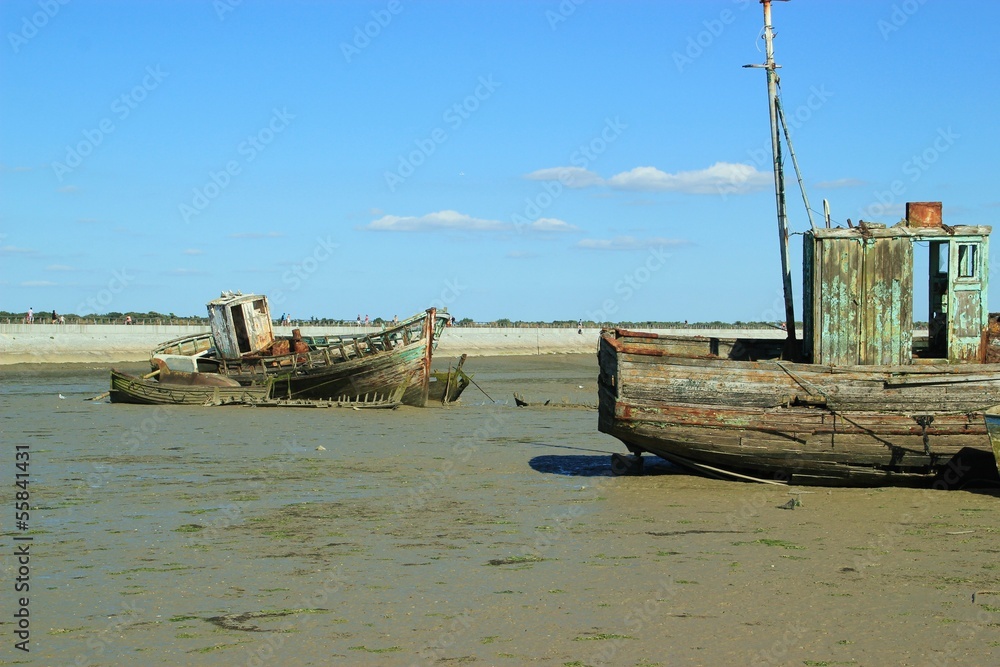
[170,615,201,622]
[207,608,328,632]
[173,524,204,533]
[190,643,239,654]
[262,530,295,539]
[112,564,191,575]
[733,538,805,550]
[487,555,545,566]
[573,633,634,641]
[349,645,402,653]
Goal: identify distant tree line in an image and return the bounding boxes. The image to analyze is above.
[0,310,932,329]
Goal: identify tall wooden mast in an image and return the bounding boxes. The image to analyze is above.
[747,0,796,342]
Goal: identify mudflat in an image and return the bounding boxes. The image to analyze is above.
[2,354,999,666]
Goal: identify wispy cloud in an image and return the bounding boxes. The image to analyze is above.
[524,162,772,195]
[524,166,605,188]
[576,236,688,251]
[367,210,577,233]
[20,280,57,287]
[815,177,864,189]
[46,264,75,271]
[525,217,578,232]
[57,185,80,194]
[607,163,770,194]
[1,245,35,254]
[0,164,32,173]
[369,210,506,232]
[183,248,204,255]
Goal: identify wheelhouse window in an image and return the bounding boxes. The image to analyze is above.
[958,243,978,278]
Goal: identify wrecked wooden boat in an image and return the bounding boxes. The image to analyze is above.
[598,1,1000,487]
[160,292,450,407]
[422,354,473,405]
[246,383,406,409]
[109,358,272,406]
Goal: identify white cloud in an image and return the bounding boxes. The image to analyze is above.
[367,210,578,234]
[368,210,507,232]
[183,248,204,255]
[46,264,75,271]
[524,166,604,188]
[607,162,772,195]
[576,236,687,251]
[524,162,773,195]
[20,280,57,287]
[525,218,578,233]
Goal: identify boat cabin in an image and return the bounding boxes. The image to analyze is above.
[802,202,991,366]
[206,292,275,359]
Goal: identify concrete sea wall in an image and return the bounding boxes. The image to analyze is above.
[0,323,787,365]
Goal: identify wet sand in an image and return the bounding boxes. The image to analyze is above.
[2,354,1000,666]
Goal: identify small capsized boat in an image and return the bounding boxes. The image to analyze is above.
[109,355,272,405]
[424,354,473,404]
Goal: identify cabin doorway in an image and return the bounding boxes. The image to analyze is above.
[230,305,252,354]
[925,238,985,363]
[927,241,949,358]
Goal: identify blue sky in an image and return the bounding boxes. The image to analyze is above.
[2,0,999,323]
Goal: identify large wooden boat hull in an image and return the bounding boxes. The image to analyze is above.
[109,369,271,406]
[186,309,448,407]
[265,340,428,403]
[598,329,1000,486]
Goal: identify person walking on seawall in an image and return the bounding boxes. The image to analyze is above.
[51,310,58,324]
[26,307,33,324]
[125,315,132,325]
[356,314,362,327]
[364,314,369,327]
[578,320,583,334]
